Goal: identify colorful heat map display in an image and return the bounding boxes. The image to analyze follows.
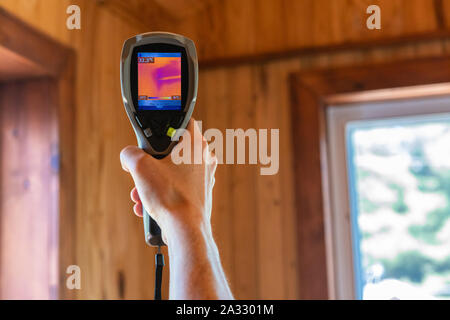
[137,52,182,110]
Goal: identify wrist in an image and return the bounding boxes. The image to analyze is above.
[163,205,213,248]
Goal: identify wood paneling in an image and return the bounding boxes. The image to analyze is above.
[1,0,450,300]
[196,40,450,299]
[69,3,167,299]
[0,0,163,299]
[103,0,450,64]
[0,80,59,299]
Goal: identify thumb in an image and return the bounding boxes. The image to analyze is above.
[120,145,148,174]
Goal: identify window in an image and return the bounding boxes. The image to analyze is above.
[327,95,450,299]
[290,56,450,299]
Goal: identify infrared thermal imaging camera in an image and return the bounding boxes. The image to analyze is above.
[120,32,198,249]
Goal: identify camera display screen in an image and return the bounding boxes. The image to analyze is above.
[137,52,182,110]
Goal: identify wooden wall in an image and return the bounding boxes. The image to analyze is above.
[1,0,450,299]
[0,0,159,299]
[196,39,450,300]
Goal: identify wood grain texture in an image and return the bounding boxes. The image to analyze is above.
[289,77,330,299]
[198,69,236,289]
[103,0,450,64]
[197,41,450,299]
[0,0,161,299]
[1,0,450,300]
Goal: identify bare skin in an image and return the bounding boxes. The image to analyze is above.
[120,119,233,300]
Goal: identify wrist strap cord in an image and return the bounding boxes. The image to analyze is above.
[154,245,164,300]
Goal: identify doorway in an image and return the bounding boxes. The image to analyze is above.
[0,9,75,299]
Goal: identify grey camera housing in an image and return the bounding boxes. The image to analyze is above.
[120,31,198,156]
[120,32,198,247]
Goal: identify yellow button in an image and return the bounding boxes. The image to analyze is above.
[167,127,176,138]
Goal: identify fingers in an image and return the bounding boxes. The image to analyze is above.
[120,145,148,174]
[133,201,143,217]
[130,187,140,202]
[129,187,143,217]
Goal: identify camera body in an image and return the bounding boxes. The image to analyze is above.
[120,32,198,246]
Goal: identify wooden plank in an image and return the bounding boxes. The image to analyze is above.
[223,0,256,59]
[198,68,236,290]
[298,55,450,97]
[57,52,77,300]
[265,59,302,299]
[253,64,285,299]
[289,77,329,299]
[227,65,259,299]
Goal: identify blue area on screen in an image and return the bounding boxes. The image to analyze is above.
[138,99,182,110]
[138,52,181,58]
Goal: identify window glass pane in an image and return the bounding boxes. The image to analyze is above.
[347,113,450,300]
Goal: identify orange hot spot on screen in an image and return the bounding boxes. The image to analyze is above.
[138,57,181,100]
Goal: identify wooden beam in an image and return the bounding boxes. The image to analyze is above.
[0,8,72,78]
[0,46,48,81]
[297,55,450,96]
[200,31,450,69]
[289,76,329,299]
[56,52,77,300]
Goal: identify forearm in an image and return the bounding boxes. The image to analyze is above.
[167,217,234,300]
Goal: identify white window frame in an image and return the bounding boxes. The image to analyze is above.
[325,89,450,299]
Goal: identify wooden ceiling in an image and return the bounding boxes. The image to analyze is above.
[152,0,213,19]
[98,0,450,66]
[98,0,212,28]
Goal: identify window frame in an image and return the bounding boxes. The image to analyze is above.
[328,96,450,299]
[289,56,450,299]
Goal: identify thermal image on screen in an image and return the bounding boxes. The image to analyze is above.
[137,52,182,110]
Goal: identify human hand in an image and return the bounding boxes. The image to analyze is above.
[120,119,217,246]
